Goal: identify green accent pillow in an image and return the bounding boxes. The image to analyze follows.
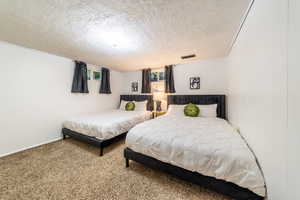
[125,101,135,111]
[184,104,200,117]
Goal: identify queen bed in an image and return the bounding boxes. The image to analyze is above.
[62,95,153,156]
[124,95,265,200]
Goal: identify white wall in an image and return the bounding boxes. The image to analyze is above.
[0,41,123,157]
[287,0,300,199]
[122,59,227,95]
[226,0,288,199]
[122,70,143,94]
[173,59,227,94]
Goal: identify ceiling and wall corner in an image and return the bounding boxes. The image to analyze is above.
[121,58,228,96]
[0,0,252,71]
[227,0,255,53]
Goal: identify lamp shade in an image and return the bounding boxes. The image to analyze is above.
[153,92,164,101]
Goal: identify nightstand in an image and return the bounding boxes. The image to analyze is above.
[152,111,166,118]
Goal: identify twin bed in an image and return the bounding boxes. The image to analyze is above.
[62,94,265,200]
[62,95,153,156]
[124,95,265,200]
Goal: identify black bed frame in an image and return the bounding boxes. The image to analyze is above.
[124,95,264,200]
[62,94,153,156]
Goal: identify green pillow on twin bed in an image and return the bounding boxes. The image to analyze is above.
[125,101,135,111]
[184,104,200,117]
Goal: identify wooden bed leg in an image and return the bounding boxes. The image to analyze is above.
[62,133,66,140]
[126,158,129,168]
[99,146,103,156]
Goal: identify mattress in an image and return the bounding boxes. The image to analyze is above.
[63,110,152,140]
[125,115,266,197]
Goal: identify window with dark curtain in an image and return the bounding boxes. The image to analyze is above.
[142,69,151,93]
[100,67,111,94]
[71,61,89,93]
[165,65,176,93]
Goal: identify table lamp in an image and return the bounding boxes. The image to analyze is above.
[153,91,164,111]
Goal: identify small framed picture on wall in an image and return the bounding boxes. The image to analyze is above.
[190,77,200,89]
[131,82,138,92]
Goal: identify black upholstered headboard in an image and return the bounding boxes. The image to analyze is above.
[120,95,154,111]
[167,95,226,119]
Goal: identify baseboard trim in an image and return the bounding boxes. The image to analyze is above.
[0,137,62,158]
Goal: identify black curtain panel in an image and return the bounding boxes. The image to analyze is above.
[142,69,151,93]
[100,67,112,94]
[165,65,176,93]
[71,61,89,93]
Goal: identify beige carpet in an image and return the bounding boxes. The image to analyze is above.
[0,139,231,200]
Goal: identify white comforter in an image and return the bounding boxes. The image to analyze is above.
[126,115,266,197]
[63,110,151,140]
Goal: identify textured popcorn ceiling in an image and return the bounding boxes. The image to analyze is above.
[0,0,251,71]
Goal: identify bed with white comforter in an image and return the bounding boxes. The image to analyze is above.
[126,114,266,197]
[63,110,152,140]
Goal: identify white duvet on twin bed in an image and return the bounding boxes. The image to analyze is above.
[63,110,152,140]
[126,115,266,197]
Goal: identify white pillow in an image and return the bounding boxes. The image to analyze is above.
[135,100,148,111]
[119,100,135,110]
[197,104,218,117]
[167,105,185,116]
